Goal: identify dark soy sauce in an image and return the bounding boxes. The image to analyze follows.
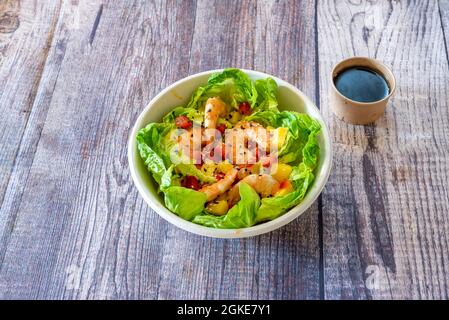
[334,67,389,103]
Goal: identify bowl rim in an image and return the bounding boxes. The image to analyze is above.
[128,69,333,238]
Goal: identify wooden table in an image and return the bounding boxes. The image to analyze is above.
[0,0,448,300]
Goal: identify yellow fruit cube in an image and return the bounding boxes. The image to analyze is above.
[206,200,229,216]
[251,163,261,174]
[217,162,233,173]
[229,111,241,124]
[275,180,294,197]
[272,163,292,182]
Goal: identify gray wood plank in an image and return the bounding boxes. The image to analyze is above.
[0,0,197,299]
[318,0,449,299]
[155,0,321,300]
[0,0,62,257]
[1,0,322,300]
[439,0,449,63]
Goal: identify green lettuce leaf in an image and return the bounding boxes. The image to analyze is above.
[136,123,174,185]
[164,186,207,221]
[255,125,320,223]
[160,165,179,191]
[254,77,279,112]
[186,68,258,110]
[246,110,320,164]
[163,106,204,125]
[192,183,260,228]
[175,163,216,184]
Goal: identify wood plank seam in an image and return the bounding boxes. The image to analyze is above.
[187,0,198,74]
[88,4,103,45]
[314,0,325,301]
[0,2,64,266]
[438,0,449,67]
[0,1,63,208]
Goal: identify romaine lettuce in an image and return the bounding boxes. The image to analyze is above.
[163,106,204,125]
[136,123,174,185]
[254,77,279,112]
[186,68,258,110]
[175,163,216,184]
[246,110,320,164]
[192,183,260,228]
[164,186,207,221]
[255,127,320,223]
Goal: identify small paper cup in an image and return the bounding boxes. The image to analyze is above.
[330,57,396,125]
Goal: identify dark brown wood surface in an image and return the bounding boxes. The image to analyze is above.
[0,0,447,299]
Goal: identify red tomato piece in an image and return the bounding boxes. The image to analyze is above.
[261,156,273,167]
[175,115,192,129]
[215,172,225,181]
[279,180,291,189]
[181,175,200,190]
[216,123,226,136]
[238,102,251,115]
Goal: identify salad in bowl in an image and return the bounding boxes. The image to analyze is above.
[134,69,323,230]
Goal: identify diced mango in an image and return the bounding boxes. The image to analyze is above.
[270,127,288,150]
[229,111,241,124]
[206,200,229,216]
[217,161,233,173]
[277,127,288,146]
[275,180,294,197]
[202,163,217,176]
[251,163,261,174]
[271,163,292,182]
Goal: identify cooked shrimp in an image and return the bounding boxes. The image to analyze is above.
[228,174,280,205]
[199,168,238,202]
[204,97,227,129]
[233,121,263,130]
[237,166,251,180]
[171,127,202,163]
[225,121,270,164]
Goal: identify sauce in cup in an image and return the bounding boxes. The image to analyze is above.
[334,67,390,103]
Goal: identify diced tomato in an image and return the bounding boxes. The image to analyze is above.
[239,102,251,115]
[215,172,225,181]
[175,115,192,129]
[216,123,226,136]
[279,180,292,189]
[261,156,273,167]
[181,175,200,190]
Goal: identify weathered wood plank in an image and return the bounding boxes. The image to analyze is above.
[2,0,447,300]
[155,0,321,300]
[1,0,322,300]
[0,1,62,256]
[318,0,449,299]
[439,0,449,62]
[0,0,196,299]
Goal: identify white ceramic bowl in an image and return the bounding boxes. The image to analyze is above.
[128,69,332,238]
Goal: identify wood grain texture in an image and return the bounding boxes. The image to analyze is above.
[0,0,62,253]
[0,0,323,300]
[0,0,448,300]
[439,0,449,62]
[155,0,321,300]
[318,0,449,299]
[0,0,197,299]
